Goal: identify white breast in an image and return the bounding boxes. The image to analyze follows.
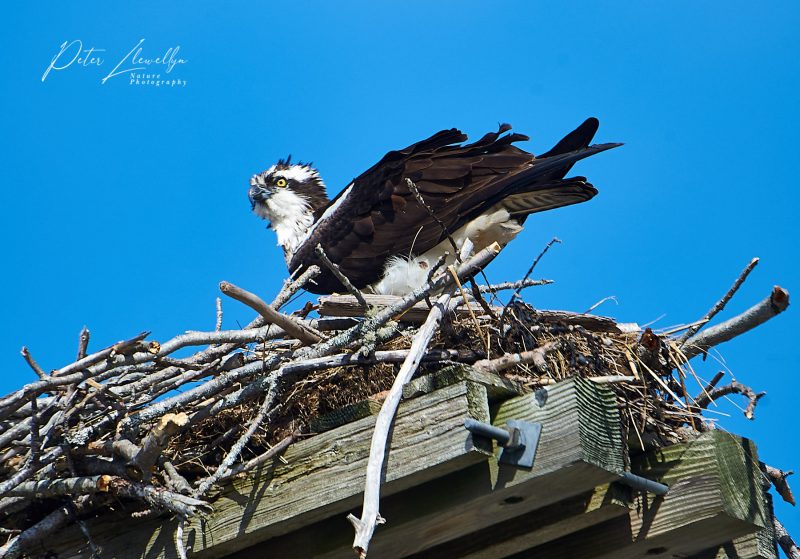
[257,189,315,258]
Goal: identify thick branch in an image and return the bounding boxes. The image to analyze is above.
[129,413,189,481]
[774,516,800,559]
[163,461,192,495]
[0,502,73,559]
[472,341,560,375]
[108,478,210,519]
[682,286,790,360]
[2,475,111,498]
[77,326,90,360]
[0,332,150,421]
[20,347,47,379]
[761,462,795,506]
[219,281,323,345]
[0,447,63,498]
[347,239,474,558]
[349,290,455,558]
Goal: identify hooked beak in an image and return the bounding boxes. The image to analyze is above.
[249,176,269,209]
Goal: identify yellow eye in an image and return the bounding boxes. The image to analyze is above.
[276,178,287,188]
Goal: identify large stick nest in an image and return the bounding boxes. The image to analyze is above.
[0,255,790,555]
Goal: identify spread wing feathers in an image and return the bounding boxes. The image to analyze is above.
[291,119,619,293]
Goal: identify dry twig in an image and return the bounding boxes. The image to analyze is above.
[678,257,759,345]
[315,244,368,308]
[405,178,460,259]
[694,380,765,419]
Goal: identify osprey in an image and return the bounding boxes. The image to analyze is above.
[249,118,619,295]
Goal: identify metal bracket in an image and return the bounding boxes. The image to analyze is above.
[618,471,669,495]
[464,418,542,469]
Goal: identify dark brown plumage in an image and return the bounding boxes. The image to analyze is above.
[281,118,620,293]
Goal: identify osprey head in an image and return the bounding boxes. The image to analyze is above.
[249,157,329,257]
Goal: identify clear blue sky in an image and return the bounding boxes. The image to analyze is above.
[2,0,798,543]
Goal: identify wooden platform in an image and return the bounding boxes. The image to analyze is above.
[42,371,775,559]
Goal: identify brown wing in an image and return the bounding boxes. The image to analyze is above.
[291,119,619,294]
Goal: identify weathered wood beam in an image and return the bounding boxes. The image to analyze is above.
[43,381,493,559]
[690,493,778,559]
[407,483,631,559]
[311,365,527,434]
[402,363,528,402]
[509,430,769,559]
[232,377,626,558]
[232,483,630,559]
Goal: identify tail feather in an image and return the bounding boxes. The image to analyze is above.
[495,118,619,220]
[502,141,621,198]
[502,178,597,217]
[539,117,600,158]
[535,117,616,182]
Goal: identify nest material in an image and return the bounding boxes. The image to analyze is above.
[0,263,785,555]
[156,300,724,479]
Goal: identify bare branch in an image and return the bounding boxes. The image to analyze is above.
[477,279,553,292]
[694,371,725,403]
[272,265,321,310]
[20,347,47,379]
[694,379,766,419]
[163,461,193,495]
[504,237,561,311]
[221,432,297,480]
[678,257,760,344]
[406,178,461,259]
[176,519,188,559]
[315,244,368,308]
[473,341,561,375]
[682,286,790,360]
[774,515,800,559]
[349,289,456,558]
[77,326,90,360]
[2,475,111,498]
[219,281,323,345]
[193,389,278,497]
[348,239,475,558]
[0,502,74,559]
[108,478,211,519]
[129,413,189,481]
[584,295,618,315]
[0,331,150,422]
[761,462,795,506]
[0,447,63,498]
